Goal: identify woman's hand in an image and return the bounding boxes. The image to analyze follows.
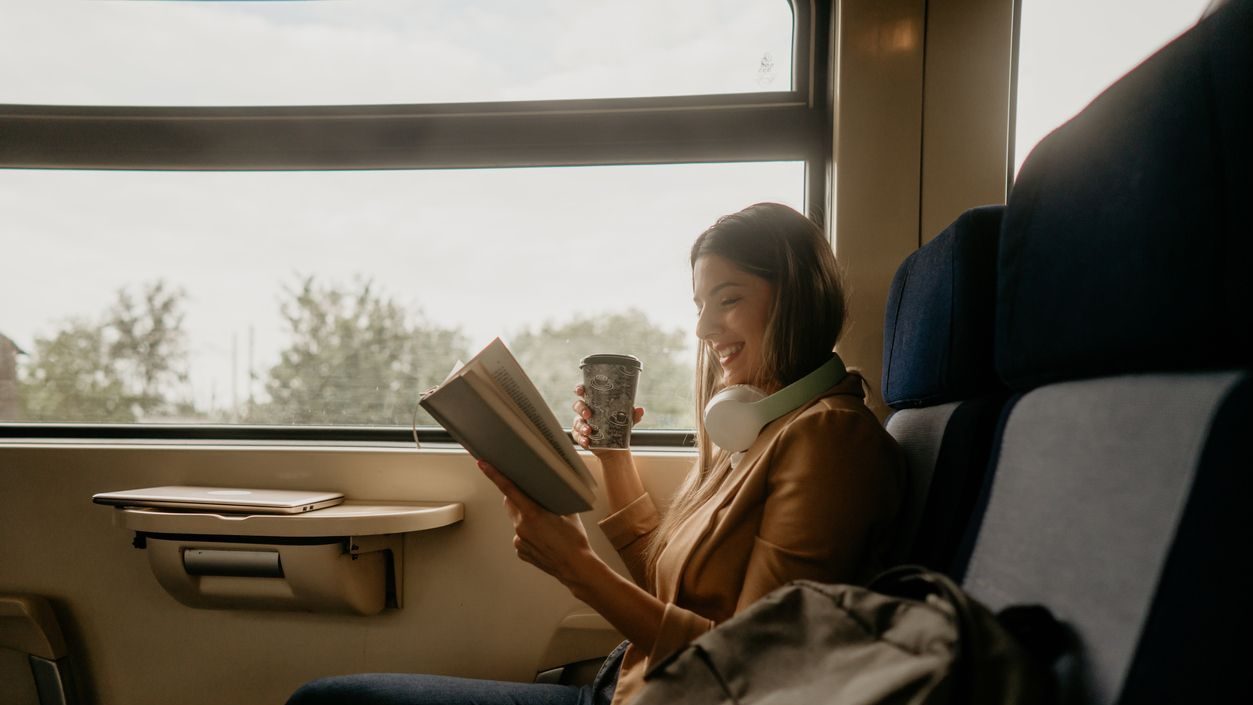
[477,461,667,654]
[476,459,602,589]
[572,384,645,459]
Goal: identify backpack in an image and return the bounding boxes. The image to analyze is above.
[632,566,1066,705]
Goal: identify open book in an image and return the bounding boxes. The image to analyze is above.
[420,338,596,515]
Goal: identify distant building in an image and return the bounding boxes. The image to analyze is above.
[0,333,26,420]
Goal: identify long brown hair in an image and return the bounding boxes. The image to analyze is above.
[643,202,848,573]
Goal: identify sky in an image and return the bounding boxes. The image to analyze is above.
[0,0,1216,418]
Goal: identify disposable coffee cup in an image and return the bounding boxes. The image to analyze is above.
[579,354,643,449]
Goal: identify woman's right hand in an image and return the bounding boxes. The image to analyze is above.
[572,384,645,458]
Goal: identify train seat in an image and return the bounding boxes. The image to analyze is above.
[954,1,1252,702]
[881,205,1007,572]
[0,594,80,705]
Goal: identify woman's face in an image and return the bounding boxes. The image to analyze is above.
[692,254,776,389]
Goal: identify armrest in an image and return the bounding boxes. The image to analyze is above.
[0,594,79,705]
[0,594,66,661]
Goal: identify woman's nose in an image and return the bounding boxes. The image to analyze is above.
[695,306,720,340]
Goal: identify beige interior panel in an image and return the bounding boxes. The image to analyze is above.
[920,0,1015,240]
[0,443,690,705]
[831,0,927,419]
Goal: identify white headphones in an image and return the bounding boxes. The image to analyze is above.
[703,354,848,453]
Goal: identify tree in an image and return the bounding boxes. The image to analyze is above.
[509,309,695,429]
[19,281,192,422]
[108,280,192,416]
[252,276,470,426]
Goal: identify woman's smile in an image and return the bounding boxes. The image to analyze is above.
[715,342,745,367]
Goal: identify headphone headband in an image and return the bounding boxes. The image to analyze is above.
[748,354,848,419]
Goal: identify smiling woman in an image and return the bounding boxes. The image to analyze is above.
[286,201,906,705]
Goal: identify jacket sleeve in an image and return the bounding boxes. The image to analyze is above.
[734,407,903,611]
[597,492,662,588]
[599,492,722,672]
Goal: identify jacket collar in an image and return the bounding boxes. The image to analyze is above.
[658,373,865,601]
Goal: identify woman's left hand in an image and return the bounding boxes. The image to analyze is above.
[476,459,601,588]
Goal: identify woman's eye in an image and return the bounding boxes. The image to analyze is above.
[720,298,739,307]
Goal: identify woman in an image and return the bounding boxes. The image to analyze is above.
[288,203,905,705]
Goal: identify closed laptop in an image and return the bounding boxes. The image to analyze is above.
[92,486,344,514]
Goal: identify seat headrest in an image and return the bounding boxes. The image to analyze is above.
[883,205,1004,409]
[996,0,1253,391]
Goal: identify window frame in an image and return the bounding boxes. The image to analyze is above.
[1006,0,1024,195]
[0,0,833,446]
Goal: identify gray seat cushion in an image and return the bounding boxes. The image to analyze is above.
[886,396,1002,571]
[960,371,1250,703]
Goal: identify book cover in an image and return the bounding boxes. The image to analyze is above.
[420,338,595,514]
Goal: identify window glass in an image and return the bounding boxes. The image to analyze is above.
[0,163,805,429]
[1014,0,1213,174]
[0,0,794,106]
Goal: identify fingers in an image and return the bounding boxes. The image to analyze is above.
[571,417,594,449]
[513,537,548,572]
[633,406,645,424]
[571,397,594,449]
[502,494,522,523]
[513,534,535,566]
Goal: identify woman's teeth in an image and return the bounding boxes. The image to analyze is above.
[719,343,744,364]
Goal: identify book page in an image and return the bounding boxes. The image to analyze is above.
[421,359,466,401]
[441,359,466,385]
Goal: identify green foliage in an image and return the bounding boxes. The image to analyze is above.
[13,278,696,431]
[108,281,192,415]
[509,309,695,429]
[18,281,192,422]
[250,276,469,426]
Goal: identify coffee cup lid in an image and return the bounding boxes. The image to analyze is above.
[580,353,642,370]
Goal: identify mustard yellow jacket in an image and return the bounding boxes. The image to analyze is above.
[598,373,906,704]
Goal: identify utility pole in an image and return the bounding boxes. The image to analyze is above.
[248,325,255,414]
[231,331,238,420]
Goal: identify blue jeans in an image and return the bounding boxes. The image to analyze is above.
[287,642,625,705]
[286,674,590,705]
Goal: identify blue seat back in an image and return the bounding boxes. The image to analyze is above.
[882,205,1006,571]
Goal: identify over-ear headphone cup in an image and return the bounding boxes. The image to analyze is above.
[704,385,769,453]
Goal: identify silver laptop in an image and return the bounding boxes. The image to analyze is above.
[92,486,344,515]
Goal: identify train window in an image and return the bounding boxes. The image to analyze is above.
[0,0,827,439]
[1013,0,1213,175]
[0,162,804,430]
[0,0,793,106]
